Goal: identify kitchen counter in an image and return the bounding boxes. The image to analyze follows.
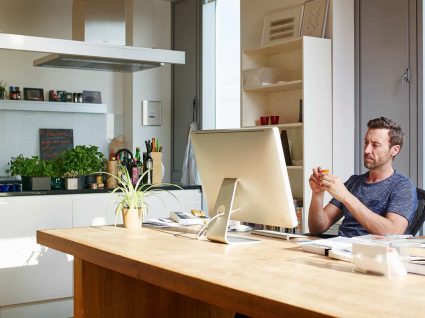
[0,184,201,197]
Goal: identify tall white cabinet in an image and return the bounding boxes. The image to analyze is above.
[241,36,332,233]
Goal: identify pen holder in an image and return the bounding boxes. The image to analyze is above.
[151,152,163,184]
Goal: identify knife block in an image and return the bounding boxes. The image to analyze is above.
[151,152,163,184]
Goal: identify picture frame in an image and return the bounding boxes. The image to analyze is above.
[261,5,304,47]
[23,88,44,101]
[82,90,102,104]
[300,0,329,38]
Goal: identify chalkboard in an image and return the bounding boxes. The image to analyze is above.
[39,129,74,160]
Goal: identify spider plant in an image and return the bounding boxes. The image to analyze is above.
[103,166,182,226]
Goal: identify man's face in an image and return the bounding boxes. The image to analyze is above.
[363,128,399,170]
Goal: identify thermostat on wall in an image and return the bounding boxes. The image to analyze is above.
[142,100,162,126]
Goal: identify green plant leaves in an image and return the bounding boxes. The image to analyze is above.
[7,145,106,178]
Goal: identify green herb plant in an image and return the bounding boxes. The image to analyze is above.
[7,155,53,177]
[61,145,106,176]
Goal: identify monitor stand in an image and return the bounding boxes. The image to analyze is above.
[206,178,259,245]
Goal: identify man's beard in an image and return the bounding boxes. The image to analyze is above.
[363,154,392,170]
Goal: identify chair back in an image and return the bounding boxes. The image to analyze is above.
[405,187,425,236]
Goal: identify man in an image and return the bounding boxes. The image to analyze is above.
[308,117,417,237]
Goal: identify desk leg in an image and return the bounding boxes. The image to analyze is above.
[73,258,234,318]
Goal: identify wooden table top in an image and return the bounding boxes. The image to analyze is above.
[37,226,425,318]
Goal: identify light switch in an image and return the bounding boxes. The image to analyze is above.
[142,100,162,126]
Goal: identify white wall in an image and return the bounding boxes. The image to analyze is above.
[124,0,173,182]
[329,0,355,181]
[0,1,123,174]
[215,0,240,129]
[0,0,173,180]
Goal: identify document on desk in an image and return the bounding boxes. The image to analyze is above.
[299,237,353,261]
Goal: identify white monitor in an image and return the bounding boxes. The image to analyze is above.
[191,127,297,244]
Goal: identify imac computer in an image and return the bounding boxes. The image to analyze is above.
[191,127,297,244]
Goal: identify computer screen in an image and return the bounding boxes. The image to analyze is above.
[191,127,297,244]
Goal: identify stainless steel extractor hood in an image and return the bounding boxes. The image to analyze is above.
[29,0,185,72]
[34,53,164,72]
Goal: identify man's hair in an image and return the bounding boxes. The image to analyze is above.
[367,117,404,149]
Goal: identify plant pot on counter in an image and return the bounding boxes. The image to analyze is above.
[21,176,51,191]
[51,177,64,190]
[64,176,86,190]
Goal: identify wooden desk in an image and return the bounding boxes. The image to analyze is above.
[37,226,425,318]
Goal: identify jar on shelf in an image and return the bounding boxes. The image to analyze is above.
[9,86,17,100]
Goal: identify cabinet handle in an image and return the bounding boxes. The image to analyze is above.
[401,68,410,90]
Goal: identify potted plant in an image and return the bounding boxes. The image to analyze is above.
[62,171,79,190]
[7,155,53,191]
[61,145,106,188]
[104,167,182,229]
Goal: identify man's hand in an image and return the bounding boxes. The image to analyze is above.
[309,167,324,194]
[320,173,351,203]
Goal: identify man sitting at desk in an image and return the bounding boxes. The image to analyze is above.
[308,117,417,237]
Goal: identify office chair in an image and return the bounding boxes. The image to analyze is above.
[405,187,425,236]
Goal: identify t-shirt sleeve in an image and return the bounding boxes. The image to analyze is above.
[387,179,418,223]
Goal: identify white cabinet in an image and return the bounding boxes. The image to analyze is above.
[0,195,73,316]
[241,36,332,233]
[0,188,202,317]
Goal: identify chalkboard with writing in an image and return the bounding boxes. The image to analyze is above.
[39,129,74,160]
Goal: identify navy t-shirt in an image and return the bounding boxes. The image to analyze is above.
[330,171,417,237]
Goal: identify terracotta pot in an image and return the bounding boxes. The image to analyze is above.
[122,208,142,229]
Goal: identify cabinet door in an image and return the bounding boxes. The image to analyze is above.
[358,0,417,180]
[0,196,73,306]
[72,193,117,227]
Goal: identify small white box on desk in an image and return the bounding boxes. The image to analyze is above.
[352,242,407,277]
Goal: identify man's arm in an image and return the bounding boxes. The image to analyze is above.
[308,168,343,234]
[321,174,408,235]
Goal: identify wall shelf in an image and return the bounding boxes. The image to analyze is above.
[245,123,303,129]
[243,37,303,55]
[244,80,302,92]
[0,100,107,114]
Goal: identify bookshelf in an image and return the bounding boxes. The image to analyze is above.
[241,36,332,233]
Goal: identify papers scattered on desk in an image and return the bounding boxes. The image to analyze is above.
[143,218,184,227]
[169,211,207,226]
[299,236,353,259]
[299,235,425,276]
[402,257,425,275]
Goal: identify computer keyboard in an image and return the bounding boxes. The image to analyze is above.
[251,229,307,240]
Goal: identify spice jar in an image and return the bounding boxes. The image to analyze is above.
[9,86,17,100]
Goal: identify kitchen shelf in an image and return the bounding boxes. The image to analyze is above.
[0,100,107,114]
[243,80,302,92]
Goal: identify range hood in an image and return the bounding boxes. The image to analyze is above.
[34,53,165,72]
[15,0,184,72]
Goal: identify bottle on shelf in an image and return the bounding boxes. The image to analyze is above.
[131,158,139,185]
[143,151,153,185]
[135,147,143,181]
